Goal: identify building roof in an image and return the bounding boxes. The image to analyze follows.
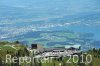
[65,44,81,49]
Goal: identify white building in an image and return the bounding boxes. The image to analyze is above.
[65,44,81,54]
[65,44,81,50]
[33,44,81,58]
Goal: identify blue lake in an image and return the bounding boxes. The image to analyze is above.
[0,0,100,48]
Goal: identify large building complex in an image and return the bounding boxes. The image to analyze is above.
[30,44,81,58]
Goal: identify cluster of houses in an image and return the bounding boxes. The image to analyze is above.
[29,44,81,58]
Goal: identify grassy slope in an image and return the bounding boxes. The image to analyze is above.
[0,41,29,60]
